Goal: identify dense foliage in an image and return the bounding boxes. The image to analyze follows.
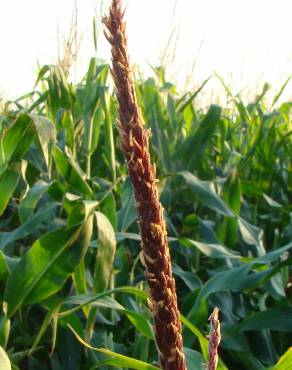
[0,60,291,370]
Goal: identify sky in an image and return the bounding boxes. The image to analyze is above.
[1,0,292,105]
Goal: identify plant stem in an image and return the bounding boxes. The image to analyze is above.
[103,1,186,369]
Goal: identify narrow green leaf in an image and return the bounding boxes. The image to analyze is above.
[0,252,9,282]
[117,180,137,231]
[194,264,252,308]
[93,211,116,292]
[272,76,291,107]
[272,347,292,369]
[183,347,205,370]
[0,162,22,216]
[234,307,292,333]
[29,114,56,175]
[0,204,56,250]
[58,286,148,318]
[59,110,75,156]
[179,171,234,217]
[29,298,64,355]
[180,314,209,360]
[69,325,159,370]
[263,194,282,208]
[179,238,240,259]
[19,180,50,223]
[252,242,292,264]
[54,146,94,198]
[181,316,228,370]
[0,114,34,175]
[124,310,154,340]
[101,89,116,182]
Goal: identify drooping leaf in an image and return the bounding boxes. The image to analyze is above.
[54,146,94,198]
[19,180,50,223]
[179,171,234,217]
[233,307,292,333]
[0,115,34,175]
[93,211,116,293]
[69,325,159,370]
[29,114,56,175]
[124,310,154,340]
[179,238,240,259]
[0,161,22,216]
[194,264,252,308]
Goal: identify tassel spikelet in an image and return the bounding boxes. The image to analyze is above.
[103,1,186,369]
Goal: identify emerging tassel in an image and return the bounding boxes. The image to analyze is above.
[207,307,221,370]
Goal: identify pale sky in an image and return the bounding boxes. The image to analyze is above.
[1,0,292,105]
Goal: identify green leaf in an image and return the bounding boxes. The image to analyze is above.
[58,286,148,318]
[237,217,265,255]
[93,211,116,293]
[218,170,241,247]
[65,295,123,310]
[0,114,34,175]
[0,161,22,216]
[0,346,11,370]
[4,216,93,317]
[0,303,10,348]
[0,113,56,176]
[101,89,116,182]
[263,194,282,208]
[172,264,202,290]
[59,110,75,155]
[272,75,291,107]
[54,146,94,198]
[117,180,137,231]
[180,314,209,360]
[36,65,72,119]
[179,238,240,259]
[69,325,159,370]
[0,252,10,282]
[234,307,292,333]
[0,204,56,250]
[252,242,292,264]
[29,114,56,175]
[179,171,234,217]
[19,180,50,223]
[176,77,211,113]
[124,310,154,340]
[272,347,292,369]
[30,297,64,355]
[100,191,117,230]
[183,347,205,370]
[194,264,252,308]
[176,105,221,172]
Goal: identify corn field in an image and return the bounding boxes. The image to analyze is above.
[0,2,291,369]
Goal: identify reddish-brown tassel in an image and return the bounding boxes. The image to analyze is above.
[103,1,186,369]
